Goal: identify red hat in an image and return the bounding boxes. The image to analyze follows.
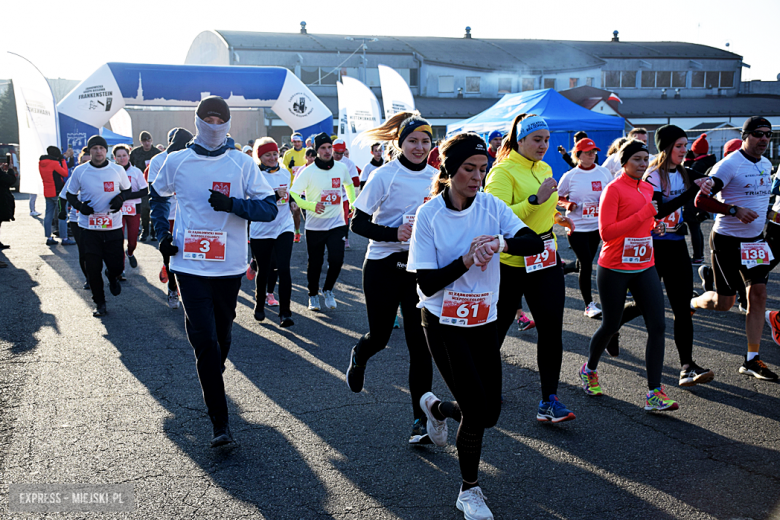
[691,134,709,156]
[332,139,347,152]
[574,138,601,153]
[724,138,742,156]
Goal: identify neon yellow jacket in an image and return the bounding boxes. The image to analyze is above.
[485,150,557,267]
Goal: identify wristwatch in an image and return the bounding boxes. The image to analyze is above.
[528,194,539,205]
[728,205,738,216]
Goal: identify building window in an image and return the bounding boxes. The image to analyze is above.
[604,71,620,89]
[466,77,481,93]
[409,69,419,87]
[320,68,338,85]
[656,71,672,88]
[498,78,512,94]
[705,71,720,89]
[673,71,687,88]
[438,76,455,93]
[569,78,579,89]
[691,71,705,88]
[544,78,556,90]
[522,78,535,91]
[586,77,594,87]
[622,71,637,88]
[301,66,319,85]
[720,71,735,88]
[641,71,656,88]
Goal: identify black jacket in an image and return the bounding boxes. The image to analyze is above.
[0,167,17,222]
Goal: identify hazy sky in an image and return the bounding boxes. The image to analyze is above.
[3,0,778,83]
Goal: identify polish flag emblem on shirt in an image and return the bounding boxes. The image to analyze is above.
[103,182,114,192]
[332,178,341,188]
[591,181,602,192]
[212,182,231,196]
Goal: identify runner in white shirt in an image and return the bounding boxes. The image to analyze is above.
[65,135,132,317]
[112,144,148,276]
[249,138,295,327]
[346,113,438,445]
[332,139,360,249]
[692,116,778,380]
[359,142,384,188]
[59,175,88,288]
[290,133,356,311]
[151,97,278,447]
[557,138,613,318]
[407,132,543,520]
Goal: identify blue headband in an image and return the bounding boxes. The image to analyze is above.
[488,130,503,142]
[398,119,433,146]
[516,116,548,142]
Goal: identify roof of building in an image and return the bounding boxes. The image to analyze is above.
[688,122,736,130]
[619,95,780,118]
[559,85,623,112]
[312,96,499,120]
[208,30,741,73]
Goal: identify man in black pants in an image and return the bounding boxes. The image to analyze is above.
[130,131,161,242]
[66,136,131,316]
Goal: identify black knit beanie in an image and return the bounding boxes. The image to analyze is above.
[314,132,332,152]
[654,125,687,153]
[87,135,108,151]
[196,96,230,122]
[619,140,649,166]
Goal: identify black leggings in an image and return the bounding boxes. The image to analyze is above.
[588,266,666,390]
[354,252,432,421]
[496,258,565,401]
[305,226,347,296]
[422,308,501,484]
[620,239,694,366]
[69,222,88,281]
[250,232,294,317]
[568,230,601,304]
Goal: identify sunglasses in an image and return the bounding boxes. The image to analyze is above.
[750,131,773,139]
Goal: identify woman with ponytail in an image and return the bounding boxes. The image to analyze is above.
[408,132,543,519]
[346,111,439,445]
[485,113,577,423]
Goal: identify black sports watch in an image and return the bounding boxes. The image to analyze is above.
[728,205,738,216]
[528,194,539,205]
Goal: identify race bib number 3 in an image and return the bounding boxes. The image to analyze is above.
[524,239,557,273]
[741,242,774,268]
[622,237,653,264]
[121,202,137,216]
[439,291,491,327]
[320,189,341,205]
[582,202,599,219]
[88,214,114,230]
[183,230,227,261]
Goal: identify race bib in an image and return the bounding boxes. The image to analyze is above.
[741,242,774,269]
[87,213,115,230]
[183,230,227,261]
[276,185,289,206]
[401,214,415,244]
[439,290,491,327]
[121,202,136,216]
[622,237,653,264]
[524,239,556,273]
[320,189,341,205]
[658,209,682,232]
[582,202,599,219]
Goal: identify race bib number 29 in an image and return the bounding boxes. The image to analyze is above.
[524,239,556,273]
[183,230,227,261]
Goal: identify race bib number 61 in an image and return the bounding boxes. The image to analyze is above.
[439,290,491,327]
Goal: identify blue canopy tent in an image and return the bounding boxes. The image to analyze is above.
[446,89,624,179]
[98,127,133,146]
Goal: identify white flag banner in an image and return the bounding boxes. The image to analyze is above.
[109,109,133,139]
[338,76,382,168]
[378,64,415,120]
[8,52,59,195]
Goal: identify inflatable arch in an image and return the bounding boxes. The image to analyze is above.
[56,62,333,151]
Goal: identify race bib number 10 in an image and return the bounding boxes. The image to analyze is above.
[741,242,774,269]
[121,202,136,216]
[183,230,227,261]
[622,237,653,264]
[524,239,557,273]
[439,290,491,327]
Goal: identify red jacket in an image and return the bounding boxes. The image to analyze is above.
[598,173,657,271]
[38,157,68,198]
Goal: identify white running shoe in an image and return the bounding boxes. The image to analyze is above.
[167,289,180,309]
[584,302,602,319]
[419,392,448,446]
[323,290,337,309]
[456,486,493,520]
[308,295,321,311]
[30,211,41,217]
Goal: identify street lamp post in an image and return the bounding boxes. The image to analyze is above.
[344,37,378,84]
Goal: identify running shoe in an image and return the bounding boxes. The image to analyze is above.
[645,387,679,411]
[265,293,279,307]
[517,315,535,331]
[323,290,337,309]
[167,289,180,310]
[679,362,714,387]
[419,392,448,446]
[127,250,138,268]
[691,257,704,265]
[92,303,108,317]
[584,302,602,319]
[345,346,365,393]
[739,303,747,314]
[578,363,603,396]
[159,265,169,284]
[294,232,301,243]
[698,265,714,293]
[82,281,90,290]
[345,238,351,250]
[393,316,401,329]
[61,238,76,246]
[118,271,127,282]
[253,300,265,321]
[211,423,233,448]
[30,211,41,217]
[106,271,122,296]
[0,242,8,250]
[408,418,432,445]
[739,356,779,381]
[537,395,576,423]
[279,314,294,328]
[46,237,58,246]
[246,263,256,281]
[766,311,780,346]
[456,486,493,520]
[308,295,321,311]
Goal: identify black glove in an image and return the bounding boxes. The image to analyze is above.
[109,194,124,212]
[80,201,95,215]
[208,189,233,212]
[159,233,179,257]
[288,157,295,169]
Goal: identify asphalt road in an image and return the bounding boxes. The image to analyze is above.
[0,193,778,520]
